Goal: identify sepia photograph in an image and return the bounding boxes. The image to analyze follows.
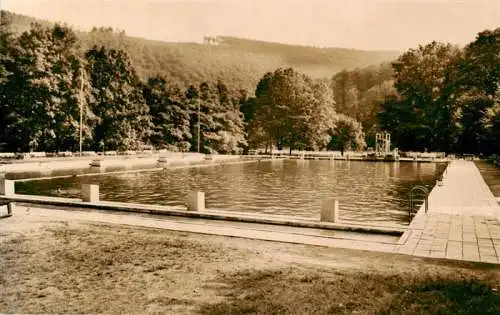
[0,0,499,313]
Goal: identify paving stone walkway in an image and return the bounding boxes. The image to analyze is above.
[398,160,500,263]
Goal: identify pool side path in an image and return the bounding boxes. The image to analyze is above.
[398,160,500,263]
[1,204,403,253]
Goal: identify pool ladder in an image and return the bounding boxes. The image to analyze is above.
[409,185,429,221]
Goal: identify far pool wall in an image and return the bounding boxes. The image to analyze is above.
[0,153,244,174]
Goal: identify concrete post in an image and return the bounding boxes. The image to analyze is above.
[0,179,15,196]
[82,184,99,202]
[90,158,104,168]
[320,199,339,223]
[7,202,14,215]
[187,191,205,211]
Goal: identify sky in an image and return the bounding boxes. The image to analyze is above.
[1,0,499,51]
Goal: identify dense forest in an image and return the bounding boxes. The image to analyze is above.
[2,11,399,92]
[0,10,498,155]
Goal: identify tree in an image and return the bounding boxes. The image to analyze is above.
[0,11,16,148]
[332,63,394,118]
[247,72,275,151]
[328,114,366,154]
[379,41,462,152]
[212,80,247,154]
[252,68,322,153]
[307,79,337,150]
[241,96,269,152]
[455,28,500,154]
[359,80,398,146]
[483,95,500,155]
[185,81,246,154]
[86,45,152,151]
[345,86,360,120]
[192,81,221,153]
[1,23,93,152]
[457,28,500,97]
[0,11,14,84]
[143,76,191,150]
[332,70,350,113]
[250,68,340,153]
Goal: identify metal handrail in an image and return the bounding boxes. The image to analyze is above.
[409,185,429,220]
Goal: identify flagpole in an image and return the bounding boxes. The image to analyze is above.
[79,67,84,156]
[197,100,200,153]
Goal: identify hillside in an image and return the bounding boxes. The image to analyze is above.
[3,10,400,92]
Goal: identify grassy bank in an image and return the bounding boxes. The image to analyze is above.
[475,160,500,197]
[487,155,500,167]
[1,222,499,314]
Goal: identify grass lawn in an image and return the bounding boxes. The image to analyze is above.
[1,221,499,314]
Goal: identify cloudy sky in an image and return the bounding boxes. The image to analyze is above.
[2,0,499,51]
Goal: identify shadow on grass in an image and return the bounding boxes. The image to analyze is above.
[200,268,500,315]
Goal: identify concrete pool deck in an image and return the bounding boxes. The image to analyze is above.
[398,160,500,263]
[0,205,401,254]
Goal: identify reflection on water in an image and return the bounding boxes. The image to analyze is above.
[16,160,446,225]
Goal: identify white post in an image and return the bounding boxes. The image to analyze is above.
[82,184,99,202]
[187,191,205,211]
[0,179,15,196]
[320,199,339,223]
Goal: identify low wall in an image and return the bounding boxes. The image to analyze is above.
[0,193,405,236]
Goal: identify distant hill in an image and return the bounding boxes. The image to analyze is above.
[3,10,400,92]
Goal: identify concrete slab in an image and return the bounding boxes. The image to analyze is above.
[0,205,401,254]
[400,160,500,264]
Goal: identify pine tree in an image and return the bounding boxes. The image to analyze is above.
[143,76,191,151]
[86,46,152,151]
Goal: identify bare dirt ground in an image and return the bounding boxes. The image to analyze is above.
[1,216,500,314]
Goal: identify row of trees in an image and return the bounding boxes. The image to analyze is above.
[378,29,499,154]
[0,12,497,155]
[0,20,249,153]
[242,68,364,153]
[0,18,363,154]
